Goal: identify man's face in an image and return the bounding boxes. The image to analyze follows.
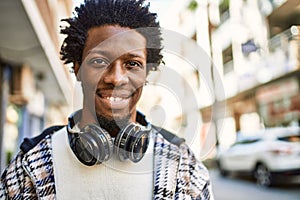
[76,25,147,128]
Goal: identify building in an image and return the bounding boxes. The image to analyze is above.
[0,0,74,171]
[200,0,300,149]
[149,0,300,158]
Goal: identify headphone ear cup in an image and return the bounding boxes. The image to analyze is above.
[114,124,136,161]
[82,124,114,163]
[69,124,113,166]
[128,129,149,162]
[69,132,99,166]
[114,124,150,163]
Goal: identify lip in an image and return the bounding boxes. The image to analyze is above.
[96,90,132,110]
[97,89,132,98]
[97,95,131,110]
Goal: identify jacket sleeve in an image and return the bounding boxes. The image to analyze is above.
[0,152,36,200]
[0,172,8,200]
[176,144,214,200]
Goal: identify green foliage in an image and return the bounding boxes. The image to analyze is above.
[188,0,198,12]
[219,0,230,14]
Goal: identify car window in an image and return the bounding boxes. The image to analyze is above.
[233,138,261,146]
[277,135,300,142]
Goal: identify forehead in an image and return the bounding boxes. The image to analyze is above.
[83,25,147,57]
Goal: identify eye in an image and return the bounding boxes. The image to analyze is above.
[126,61,144,69]
[89,58,108,67]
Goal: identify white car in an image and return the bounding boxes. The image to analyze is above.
[216,127,300,186]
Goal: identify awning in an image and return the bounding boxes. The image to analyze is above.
[268,0,300,33]
[0,0,73,106]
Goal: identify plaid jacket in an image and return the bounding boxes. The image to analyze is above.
[0,127,213,200]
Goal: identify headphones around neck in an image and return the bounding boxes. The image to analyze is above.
[67,110,151,166]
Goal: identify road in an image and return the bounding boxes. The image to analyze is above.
[209,169,300,200]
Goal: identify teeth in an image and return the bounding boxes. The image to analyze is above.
[105,97,123,102]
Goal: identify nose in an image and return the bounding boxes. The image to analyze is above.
[103,61,128,86]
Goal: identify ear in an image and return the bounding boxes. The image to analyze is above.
[74,62,81,81]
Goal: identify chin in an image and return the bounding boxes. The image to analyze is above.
[96,113,131,132]
[99,111,127,121]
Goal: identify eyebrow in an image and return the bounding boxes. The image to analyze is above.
[122,52,146,59]
[87,49,146,59]
[86,49,106,55]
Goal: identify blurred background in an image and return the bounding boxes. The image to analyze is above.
[0,0,300,199]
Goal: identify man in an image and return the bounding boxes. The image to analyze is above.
[0,0,213,199]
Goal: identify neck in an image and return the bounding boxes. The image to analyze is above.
[78,108,97,129]
[77,108,140,137]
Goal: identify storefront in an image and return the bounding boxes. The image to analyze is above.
[256,77,300,126]
[200,70,300,151]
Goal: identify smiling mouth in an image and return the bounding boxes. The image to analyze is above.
[101,96,130,102]
[97,91,132,109]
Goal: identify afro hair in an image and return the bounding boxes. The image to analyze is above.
[60,0,163,73]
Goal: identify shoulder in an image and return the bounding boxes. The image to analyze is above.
[20,125,65,153]
[152,125,185,147]
[152,127,212,199]
[19,125,65,174]
[2,125,64,173]
[1,125,65,173]
[0,125,65,199]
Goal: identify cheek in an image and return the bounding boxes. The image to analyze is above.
[135,87,144,98]
[80,68,103,91]
[130,77,145,103]
[128,73,145,107]
[130,72,147,89]
[82,78,97,91]
[130,87,143,109]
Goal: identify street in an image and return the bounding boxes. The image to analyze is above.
[209,169,300,200]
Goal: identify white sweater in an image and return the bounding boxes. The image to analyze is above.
[52,127,154,200]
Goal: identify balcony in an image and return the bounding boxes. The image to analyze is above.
[268,0,300,37]
[268,26,300,74]
[235,27,300,93]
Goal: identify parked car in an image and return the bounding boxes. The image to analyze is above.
[216,127,300,187]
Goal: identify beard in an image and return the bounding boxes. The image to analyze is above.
[96,114,130,137]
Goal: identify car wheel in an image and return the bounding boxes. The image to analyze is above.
[220,168,229,177]
[217,160,229,177]
[254,164,272,187]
